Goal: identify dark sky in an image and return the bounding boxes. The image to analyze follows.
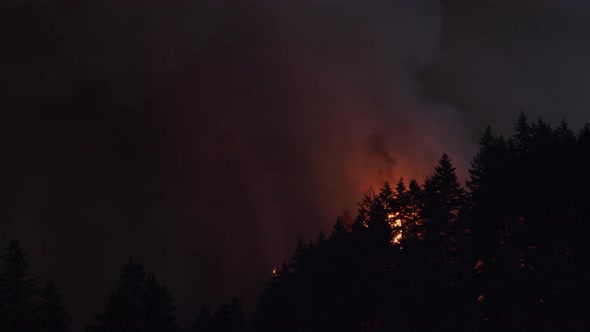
[1,0,589,329]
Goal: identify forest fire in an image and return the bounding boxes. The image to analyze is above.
[392,232,403,245]
[387,212,404,245]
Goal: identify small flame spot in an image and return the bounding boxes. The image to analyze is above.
[474,260,484,270]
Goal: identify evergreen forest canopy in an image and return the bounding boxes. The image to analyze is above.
[2,112,589,331]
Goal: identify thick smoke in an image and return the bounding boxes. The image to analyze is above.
[146,1,470,325]
[426,0,590,134]
[2,0,589,329]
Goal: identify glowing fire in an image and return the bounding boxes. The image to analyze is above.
[392,232,403,245]
[272,268,277,276]
[387,212,400,220]
[474,260,484,270]
[366,211,407,246]
[386,212,404,246]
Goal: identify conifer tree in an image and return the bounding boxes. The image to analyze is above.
[0,238,39,332]
[89,259,180,332]
[144,274,179,332]
[352,188,374,232]
[192,306,213,332]
[377,181,395,211]
[467,126,496,196]
[513,111,531,155]
[407,179,424,242]
[330,216,349,241]
[38,282,71,332]
[394,178,408,213]
[423,153,465,267]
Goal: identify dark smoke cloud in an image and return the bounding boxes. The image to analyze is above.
[1,0,588,329]
[424,0,590,135]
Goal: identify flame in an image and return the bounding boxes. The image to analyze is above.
[391,232,403,245]
[478,294,485,303]
[474,260,484,270]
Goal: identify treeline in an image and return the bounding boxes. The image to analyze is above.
[0,239,245,332]
[4,113,590,331]
[255,113,590,332]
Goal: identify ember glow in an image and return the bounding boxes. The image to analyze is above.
[386,212,406,246]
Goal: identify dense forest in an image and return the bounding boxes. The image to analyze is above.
[2,113,589,331]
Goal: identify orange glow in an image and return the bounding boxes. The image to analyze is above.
[474,260,484,269]
[272,268,277,276]
[478,294,485,303]
[386,213,404,246]
[391,232,403,245]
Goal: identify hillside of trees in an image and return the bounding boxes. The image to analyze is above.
[3,113,589,331]
[255,113,590,332]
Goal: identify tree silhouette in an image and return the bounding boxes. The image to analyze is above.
[2,112,582,331]
[38,282,71,332]
[88,259,180,332]
[0,239,72,332]
[0,238,39,332]
[422,153,465,268]
[352,187,375,232]
[192,306,214,332]
[213,298,244,332]
[144,273,179,332]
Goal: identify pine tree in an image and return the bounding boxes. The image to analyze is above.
[226,298,245,332]
[467,125,496,196]
[423,154,465,268]
[394,178,408,212]
[366,186,392,246]
[352,188,375,232]
[330,216,349,241]
[291,238,307,273]
[465,126,510,262]
[38,282,71,332]
[425,153,465,221]
[192,306,214,332]
[377,181,395,211]
[90,259,180,332]
[407,179,424,241]
[214,298,245,332]
[144,274,180,332]
[316,231,326,245]
[513,111,531,155]
[92,259,147,331]
[555,119,575,145]
[255,261,295,332]
[0,238,39,332]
